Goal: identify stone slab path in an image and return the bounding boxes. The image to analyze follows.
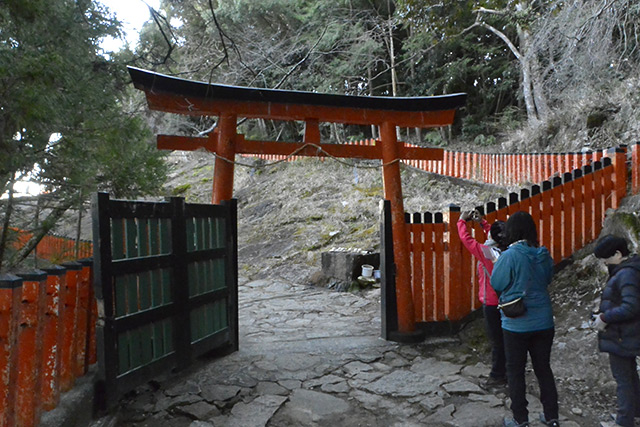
[95,278,584,427]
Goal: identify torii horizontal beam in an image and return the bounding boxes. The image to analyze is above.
[128,67,466,127]
[157,134,445,161]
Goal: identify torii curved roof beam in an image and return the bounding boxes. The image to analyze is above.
[128,67,466,128]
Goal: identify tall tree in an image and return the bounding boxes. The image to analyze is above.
[135,0,400,141]
[0,0,167,272]
[397,0,549,125]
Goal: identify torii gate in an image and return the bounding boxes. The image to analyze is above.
[128,66,466,338]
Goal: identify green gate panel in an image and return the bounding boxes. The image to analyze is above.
[92,193,238,407]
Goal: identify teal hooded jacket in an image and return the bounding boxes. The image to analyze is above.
[490,241,555,332]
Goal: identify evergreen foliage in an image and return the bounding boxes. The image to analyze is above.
[0,0,167,272]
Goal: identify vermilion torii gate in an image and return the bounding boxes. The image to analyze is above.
[128,66,466,338]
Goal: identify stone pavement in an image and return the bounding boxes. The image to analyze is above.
[92,278,584,427]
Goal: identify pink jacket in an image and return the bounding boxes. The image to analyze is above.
[456,219,499,306]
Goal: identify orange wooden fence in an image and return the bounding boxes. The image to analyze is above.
[0,261,97,427]
[9,227,93,262]
[247,141,640,191]
[402,145,634,187]
[405,155,625,325]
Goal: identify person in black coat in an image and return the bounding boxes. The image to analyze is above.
[593,235,640,427]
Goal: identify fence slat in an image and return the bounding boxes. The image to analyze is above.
[0,275,22,427]
[40,266,66,411]
[14,271,46,427]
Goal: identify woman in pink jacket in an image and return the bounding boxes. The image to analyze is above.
[457,209,507,387]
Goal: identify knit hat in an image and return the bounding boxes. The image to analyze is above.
[593,235,629,258]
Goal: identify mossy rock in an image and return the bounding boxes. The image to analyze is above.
[172,183,192,196]
[600,196,640,252]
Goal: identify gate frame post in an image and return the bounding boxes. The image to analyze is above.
[379,121,419,338]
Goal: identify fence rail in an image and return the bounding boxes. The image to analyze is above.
[381,152,627,337]
[0,262,97,427]
[9,227,93,262]
[245,140,640,190]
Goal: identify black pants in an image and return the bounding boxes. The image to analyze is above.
[483,304,506,378]
[609,352,640,427]
[503,328,558,424]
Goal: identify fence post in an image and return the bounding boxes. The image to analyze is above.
[433,212,446,321]
[0,274,21,427]
[551,177,563,263]
[472,152,479,180]
[421,212,435,321]
[40,265,66,411]
[631,142,640,195]
[556,153,563,177]
[562,172,574,258]
[507,192,520,216]
[75,259,93,377]
[485,201,497,225]
[572,169,585,250]
[592,161,604,238]
[543,153,551,182]
[602,157,614,213]
[409,213,424,322]
[497,197,508,221]
[609,147,627,208]
[530,185,541,226]
[536,153,544,183]
[86,261,98,367]
[447,206,467,321]
[59,261,83,392]
[14,270,47,427]
[540,181,552,250]
[582,165,595,243]
[380,200,396,340]
[519,188,531,214]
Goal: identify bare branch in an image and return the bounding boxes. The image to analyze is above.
[474,7,510,16]
[273,26,328,90]
[474,21,523,61]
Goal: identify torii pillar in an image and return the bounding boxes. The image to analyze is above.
[379,121,416,333]
[212,113,237,204]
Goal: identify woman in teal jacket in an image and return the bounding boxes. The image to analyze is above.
[491,211,559,427]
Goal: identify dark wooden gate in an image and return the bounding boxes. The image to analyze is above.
[91,192,238,406]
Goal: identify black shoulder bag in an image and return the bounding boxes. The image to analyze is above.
[497,279,527,318]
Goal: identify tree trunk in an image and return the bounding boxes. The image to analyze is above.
[520,56,539,124]
[74,200,84,259]
[0,176,16,273]
[530,55,549,121]
[517,26,540,124]
[475,3,549,126]
[6,199,74,271]
[368,66,378,139]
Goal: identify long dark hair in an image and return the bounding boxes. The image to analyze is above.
[490,220,508,251]
[505,211,539,247]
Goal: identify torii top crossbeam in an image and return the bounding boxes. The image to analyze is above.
[128,66,465,126]
[129,66,466,339]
